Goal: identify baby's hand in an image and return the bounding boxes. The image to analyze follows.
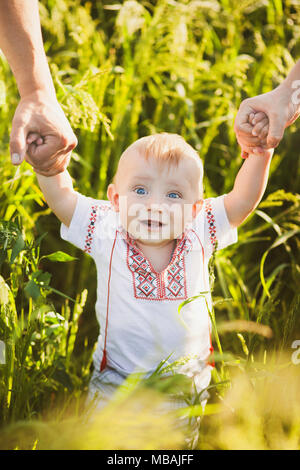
[25,131,71,174]
[241,111,270,158]
[249,111,269,141]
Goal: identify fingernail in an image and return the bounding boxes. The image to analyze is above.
[11,153,21,164]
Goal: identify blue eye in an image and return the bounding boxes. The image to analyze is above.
[134,187,147,195]
[168,192,180,199]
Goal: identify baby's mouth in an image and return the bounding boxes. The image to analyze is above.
[140,219,165,228]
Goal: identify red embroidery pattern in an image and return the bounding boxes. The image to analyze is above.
[84,205,99,254]
[165,258,187,299]
[126,236,190,301]
[204,200,217,252]
[84,203,112,254]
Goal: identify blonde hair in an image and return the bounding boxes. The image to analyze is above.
[114,133,203,196]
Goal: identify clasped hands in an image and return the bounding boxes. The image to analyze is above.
[234,84,300,158]
[10,90,77,176]
[10,82,299,175]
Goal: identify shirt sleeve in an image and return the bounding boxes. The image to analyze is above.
[203,194,238,258]
[60,192,110,258]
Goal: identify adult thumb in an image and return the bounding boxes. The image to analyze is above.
[9,122,27,165]
[266,113,285,148]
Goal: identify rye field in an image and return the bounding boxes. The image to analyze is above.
[0,0,299,450]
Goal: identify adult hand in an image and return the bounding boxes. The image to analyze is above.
[234,84,300,157]
[10,91,77,176]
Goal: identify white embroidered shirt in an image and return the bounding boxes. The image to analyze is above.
[60,193,237,377]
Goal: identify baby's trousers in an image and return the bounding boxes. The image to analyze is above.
[87,365,211,449]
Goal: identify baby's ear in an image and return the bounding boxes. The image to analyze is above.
[192,199,203,218]
[107,184,119,211]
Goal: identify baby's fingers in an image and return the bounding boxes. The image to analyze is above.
[26,132,44,146]
[258,124,269,140]
[249,111,267,126]
[252,117,269,136]
[251,111,268,124]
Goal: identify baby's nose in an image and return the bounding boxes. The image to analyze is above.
[147,202,162,213]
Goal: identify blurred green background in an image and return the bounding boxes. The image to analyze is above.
[0,0,299,449]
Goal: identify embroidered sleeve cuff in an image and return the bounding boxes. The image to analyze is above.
[213,194,238,250]
[60,192,95,252]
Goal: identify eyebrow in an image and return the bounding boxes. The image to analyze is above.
[130,176,188,189]
[131,175,188,186]
[130,176,153,182]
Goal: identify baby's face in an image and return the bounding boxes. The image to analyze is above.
[107,150,203,247]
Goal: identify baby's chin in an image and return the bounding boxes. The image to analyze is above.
[128,225,183,245]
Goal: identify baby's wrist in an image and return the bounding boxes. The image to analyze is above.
[249,148,274,158]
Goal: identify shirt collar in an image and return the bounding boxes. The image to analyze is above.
[116,223,193,261]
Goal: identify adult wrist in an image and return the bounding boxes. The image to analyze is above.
[16,58,56,100]
[274,81,300,124]
[275,79,300,107]
[19,88,59,106]
[272,81,292,100]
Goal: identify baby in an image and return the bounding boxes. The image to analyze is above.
[26,112,272,411]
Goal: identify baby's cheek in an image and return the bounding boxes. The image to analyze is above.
[119,209,130,231]
[171,212,186,237]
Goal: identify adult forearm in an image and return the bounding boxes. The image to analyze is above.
[0,0,55,98]
[280,59,300,90]
[278,59,300,120]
